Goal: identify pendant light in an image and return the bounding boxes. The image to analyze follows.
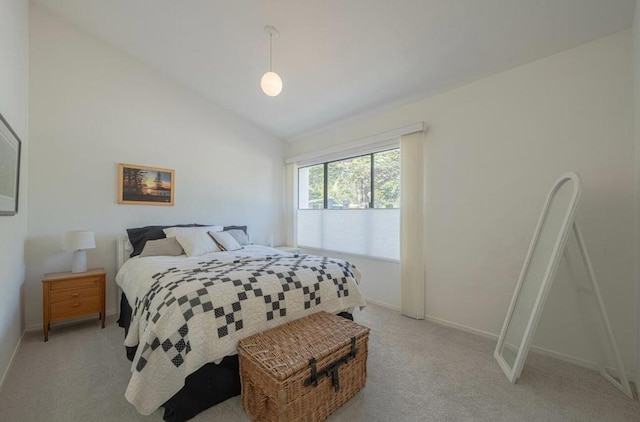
[261,25,283,97]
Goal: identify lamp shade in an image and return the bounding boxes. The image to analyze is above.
[261,71,283,96]
[65,230,96,250]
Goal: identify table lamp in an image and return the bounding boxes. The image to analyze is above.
[65,230,96,273]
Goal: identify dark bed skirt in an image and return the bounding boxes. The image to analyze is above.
[118,293,353,422]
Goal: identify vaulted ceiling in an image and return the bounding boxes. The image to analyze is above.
[34,0,636,140]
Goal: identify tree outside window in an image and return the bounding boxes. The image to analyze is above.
[298,148,399,209]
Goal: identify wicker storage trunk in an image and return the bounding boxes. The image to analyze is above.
[238,311,370,422]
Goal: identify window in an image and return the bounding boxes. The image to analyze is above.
[373,149,400,208]
[298,149,400,210]
[297,148,400,260]
[328,155,371,209]
[298,164,324,209]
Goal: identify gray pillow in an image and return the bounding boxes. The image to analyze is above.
[225,229,250,245]
[139,237,185,257]
[209,231,243,251]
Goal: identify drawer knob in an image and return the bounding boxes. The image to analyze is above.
[71,293,80,297]
[72,302,80,308]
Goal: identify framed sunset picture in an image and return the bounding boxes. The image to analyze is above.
[118,163,175,206]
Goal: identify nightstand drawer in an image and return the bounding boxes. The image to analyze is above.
[49,276,101,291]
[50,296,101,320]
[50,286,100,304]
[42,268,106,341]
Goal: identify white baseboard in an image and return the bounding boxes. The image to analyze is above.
[0,330,25,394]
[423,313,637,384]
[424,314,497,339]
[530,345,637,394]
[528,344,599,371]
[364,297,400,312]
[425,313,600,367]
[24,309,117,332]
[2,309,118,393]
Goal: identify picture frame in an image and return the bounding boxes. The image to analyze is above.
[117,163,175,206]
[0,112,22,216]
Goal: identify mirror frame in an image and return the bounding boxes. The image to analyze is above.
[494,172,582,383]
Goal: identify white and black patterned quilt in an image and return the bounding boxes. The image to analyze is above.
[117,249,367,415]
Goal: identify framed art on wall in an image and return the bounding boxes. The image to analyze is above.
[118,163,175,206]
[0,113,22,216]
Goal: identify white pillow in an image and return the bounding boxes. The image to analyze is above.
[175,231,220,256]
[210,231,243,251]
[225,229,250,246]
[163,225,223,238]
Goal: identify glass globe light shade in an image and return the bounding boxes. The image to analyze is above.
[261,71,283,96]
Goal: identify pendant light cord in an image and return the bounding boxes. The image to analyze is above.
[269,33,273,72]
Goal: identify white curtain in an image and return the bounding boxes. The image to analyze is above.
[400,131,426,319]
[285,163,297,247]
[297,209,400,260]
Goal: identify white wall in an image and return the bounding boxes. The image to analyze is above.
[26,6,285,329]
[0,0,28,388]
[633,1,640,387]
[289,31,636,371]
[300,248,400,311]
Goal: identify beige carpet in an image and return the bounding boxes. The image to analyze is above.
[1,304,639,421]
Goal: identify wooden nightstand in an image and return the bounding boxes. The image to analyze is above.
[42,267,106,342]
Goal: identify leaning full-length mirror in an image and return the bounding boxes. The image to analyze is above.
[494,173,581,383]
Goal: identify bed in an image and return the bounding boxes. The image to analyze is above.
[115,229,367,421]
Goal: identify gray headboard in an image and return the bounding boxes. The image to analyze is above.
[116,235,133,270]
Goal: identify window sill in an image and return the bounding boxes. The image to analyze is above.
[298,246,400,264]
[274,246,300,254]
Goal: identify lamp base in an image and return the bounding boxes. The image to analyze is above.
[71,250,87,273]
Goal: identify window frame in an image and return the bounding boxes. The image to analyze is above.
[297,147,399,210]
